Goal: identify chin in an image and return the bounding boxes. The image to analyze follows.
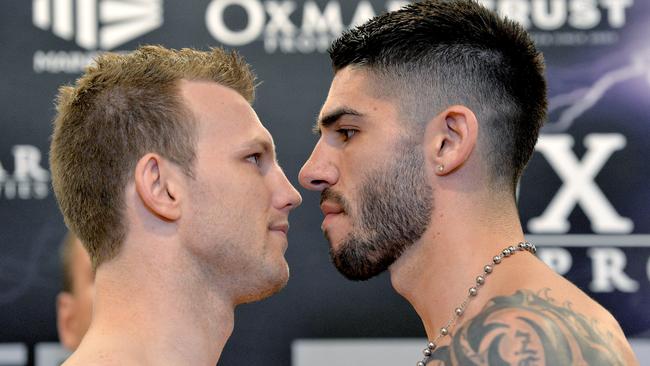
[269,261,290,293]
[324,229,347,252]
[236,262,289,304]
[330,237,396,282]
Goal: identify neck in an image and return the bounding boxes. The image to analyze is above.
[80,244,235,365]
[389,191,527,341]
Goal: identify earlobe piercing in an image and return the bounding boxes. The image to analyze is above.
[437,165,445,173]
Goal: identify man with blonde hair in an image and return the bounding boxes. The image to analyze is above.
[50,45,302,365]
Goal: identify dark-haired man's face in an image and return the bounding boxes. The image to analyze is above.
[299,67,433,280]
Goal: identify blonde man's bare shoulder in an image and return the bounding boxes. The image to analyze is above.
[62,346,142,366]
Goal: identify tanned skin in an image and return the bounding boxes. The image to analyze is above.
[428,289,628,365]
[300,2,637,364]
[300,66,638,366]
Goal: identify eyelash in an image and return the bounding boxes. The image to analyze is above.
[246,153,262,166]
[336,128,357,141]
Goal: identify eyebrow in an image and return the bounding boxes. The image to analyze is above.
[240,137,276,157]
[312,107,363,135]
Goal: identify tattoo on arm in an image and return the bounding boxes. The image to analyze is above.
[426,289,624,365]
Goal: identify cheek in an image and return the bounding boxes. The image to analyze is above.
[240,176,274,208]
[220,168,270,198]
[339,148,374,182]
[190,172,273,239]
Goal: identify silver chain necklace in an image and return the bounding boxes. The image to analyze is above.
[416,241,537,366]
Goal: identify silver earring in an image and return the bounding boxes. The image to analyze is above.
[437,165,444,173]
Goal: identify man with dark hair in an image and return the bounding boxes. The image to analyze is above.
[56,232,93,351]
[50,45,302,365]
[299,1,638,364]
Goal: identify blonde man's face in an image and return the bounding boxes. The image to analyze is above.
[179,80,302,304]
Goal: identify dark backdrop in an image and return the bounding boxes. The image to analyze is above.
[1,1,648,365]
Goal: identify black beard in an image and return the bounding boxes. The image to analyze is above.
[324,140,433,281]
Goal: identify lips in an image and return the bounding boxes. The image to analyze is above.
[320,201,344,216]
[269,222,289,235]
[320,201,346,231]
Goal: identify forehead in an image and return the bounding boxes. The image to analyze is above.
[318,67,401,132]
[324,67,383,108]
[179,80,274,150]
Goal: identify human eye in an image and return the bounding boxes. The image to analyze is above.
[336,128,357,141]
[245,153,261,166]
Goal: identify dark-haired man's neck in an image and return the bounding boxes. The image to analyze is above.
[388,191,531,343]
[64,244,236,366]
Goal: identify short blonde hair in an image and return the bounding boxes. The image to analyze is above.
[50,45,256,269]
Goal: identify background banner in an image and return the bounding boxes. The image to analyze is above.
[1,1,648,365]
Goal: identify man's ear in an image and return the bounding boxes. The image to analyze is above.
[134,153,182,221]
[424,105,478,175]
[57,292,78,350]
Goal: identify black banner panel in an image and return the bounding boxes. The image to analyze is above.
[1,1,649,365]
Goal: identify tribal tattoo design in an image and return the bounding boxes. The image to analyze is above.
[426,289,624,365]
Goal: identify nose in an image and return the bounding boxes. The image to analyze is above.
[274,167,302,212]
[298,141,338,191]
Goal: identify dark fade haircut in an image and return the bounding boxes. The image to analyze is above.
[329,0,547,192]
[50,45,256,269]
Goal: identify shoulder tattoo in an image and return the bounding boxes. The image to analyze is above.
[426,289,624,365]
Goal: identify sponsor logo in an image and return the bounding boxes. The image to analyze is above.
[527,51,650,293]
[32,0,163,73]
[479,0,635,47]
[204,0,635,51]
[205,0,409,53]
[0,145,50,200]
[481,0,634,30]
[33,0,163,50]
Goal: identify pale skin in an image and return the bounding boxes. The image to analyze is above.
[63,80,301,366]
[299,67,638,365]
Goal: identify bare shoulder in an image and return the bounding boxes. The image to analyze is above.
[62,356,116,366]
[427,289,638,365]
[63,358,135,366]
